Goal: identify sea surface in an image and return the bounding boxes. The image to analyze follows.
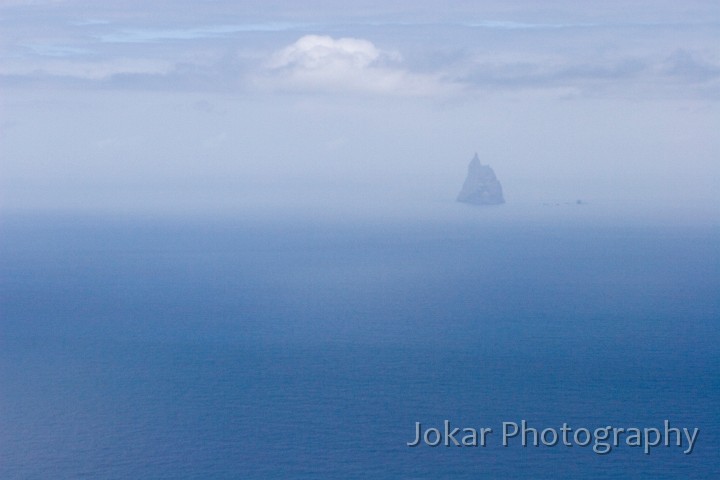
[1,213,718,479]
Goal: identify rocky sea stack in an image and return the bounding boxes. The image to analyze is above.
[456,153,505,205]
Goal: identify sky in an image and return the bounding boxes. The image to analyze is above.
[1,0,719,222]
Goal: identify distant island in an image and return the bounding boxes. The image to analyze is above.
[456,153,505,205]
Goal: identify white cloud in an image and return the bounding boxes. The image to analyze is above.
[267,35,390,70]
[259,35,455,96]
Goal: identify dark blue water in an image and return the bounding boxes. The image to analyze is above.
[1,215,718,478]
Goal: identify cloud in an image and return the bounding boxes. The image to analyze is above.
[266,35,391,70]
[463,20,601,30]
[20,43,92,57]
[259,34,455,96]
[662,50,720,83]
[99,23,311,43]
[461,54,648,89]
[0,57,175,80]
[446,46,720,99]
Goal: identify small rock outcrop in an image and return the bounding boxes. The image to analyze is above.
[456,153,505,205]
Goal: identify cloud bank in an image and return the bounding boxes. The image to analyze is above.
[2,1,719,101]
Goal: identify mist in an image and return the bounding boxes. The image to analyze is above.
[1,0,718,225]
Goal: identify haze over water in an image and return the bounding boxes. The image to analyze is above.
[1,1,719,478]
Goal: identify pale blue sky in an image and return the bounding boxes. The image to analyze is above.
[1,1,718,221]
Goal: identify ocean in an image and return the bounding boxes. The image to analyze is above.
[1,213,718,478]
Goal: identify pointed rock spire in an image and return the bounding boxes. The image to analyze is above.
[456,153,504,205]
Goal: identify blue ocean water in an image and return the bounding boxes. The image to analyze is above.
[1,214,718,479]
